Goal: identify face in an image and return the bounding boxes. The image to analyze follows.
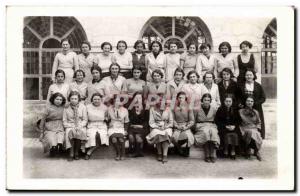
[152,43,160,53]
[178,94,186,104]
[174,71,183,82]
[110,65,120,76]
[152,72,162,83]
[92,69,101,80]
[75,71,84,82]
[224,97,233,108]
[241,44,249,53]
[56,73,65,83]
[201,46,210,55]
[220,45,229,55]
[202,97,211,107]
[61,41,70,51]
[81,43,90,54]
[92,95,102,106]
[53,96,63,106]
[245,97,254,108]
[188,44,196,55]
[135,43,144,53]
[103,44,111,55]
[169,44,177,53]
[204,73,213,83]
[222,71,231,81]
[133,69,142,80]
[189,73,198,84]
[118,43,126,54]
[245,71,254,82]
[70,95,79,105]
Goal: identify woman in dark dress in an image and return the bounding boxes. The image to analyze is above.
[132,40,147,81]
[238,69,266,139]
[218,68,239,107]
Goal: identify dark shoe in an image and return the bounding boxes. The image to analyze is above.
[157,154,163,161]
[84,154,90,160]
[230,155,236,160]
[205,157,211,162]
[120,156,125,161]
[115,156,120,161]
[255,152,262,161]
[162,156,168,164]
[210,157,216,163]
[67,157,74,162]
[74,156,80,160]
[134,153,144,158]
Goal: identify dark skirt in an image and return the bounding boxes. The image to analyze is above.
[110,133,125,139]
[128,127,148,139]
[223,132,239,146]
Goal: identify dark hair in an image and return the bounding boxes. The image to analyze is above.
[176,91,187,101]
[149,41,163,52]
[224,93,235,104]
[91,92,103,103]
[60,38,70,47]
[220,68,234,79]
[218,42,232,53]
[174,67,185,78]
[151,69,164,79]
[187,42,198,51]
[109,63,121,74]
[116,40,127,50]
[131,66,143,77]
[90,65,102,76]
[130,91,144,108]
[80,41,91,51]
[240,40,253,49]
[244,95,255,106]
[199,43,211,50]
[68,90,81,102]
[168,41,178,50]
[203,71,215,81]
[244,68,257,80]
[187,70,200,80]
[201,93,212,102]
[73,69,86,78]
[55,69,65,78]
[134,40,146,50]
[49,92,66,106]
[101,42,113,51]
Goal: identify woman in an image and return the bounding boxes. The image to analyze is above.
[122,66,146,98]
[128,92,149,157]
[146,94,173,163]
[200,71,221,108]
[172,91,195,157]
[47,69,69,104]
[180,42,200,79]
[52,38,79,84]
[39,93,66,157]
[237,41,259,84]
[239,96,263,161]
[63,91,88,161]
[86,65,107,104]
[197,43,216,82]
[238,69,266,139]
[96,42,114,78]
[165,42,180,82]
[215,94,240,159]
[69,70,88,103]
[194,93,220,163]
[145,41,166,82]
[77,41,95,83]
[215,42,239,82]
[112,40,133,79]
[218,68,239,107]
[85,93,109,160]
[167,68,186,100]
[107,95,130,161]
[132,40,147,81]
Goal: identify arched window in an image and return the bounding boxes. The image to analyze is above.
[139,17,212,52]
[23,17,87,101]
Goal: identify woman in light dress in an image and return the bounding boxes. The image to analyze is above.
[112,40,133,79]
[180,42,200,79]
[197,43,216,83]
[77,41,96,83]
[96,42,114,78]
[167,68,186,101]
[165,42,180,82]
[69,70,88,103]
[200,71,221,108]
[47,69,70,104]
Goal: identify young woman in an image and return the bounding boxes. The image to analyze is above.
[127,92,149,157]
[132,40,147,81]
[165,42,180,82]
[85,93,109,160]
[237,41,259,84]
[167,68,186,100]
[200,71,221,108]
[96,42,114,78]
[146,94,173,163]
[239,96,263,161]
[180,42,200,79]
[215,42,239,82]
[215,94,240,159]
[196,43,216,82]
[69,69,88,103]
[47,69,70,104]
[77,41,95,83]
[63,91,88,161]
[122,66,146,97]
[218,68,239,107]
[172,91,195,157]
[112,40,133,79]
[194,93,220,163]
[39,93,66,157]
[145,41,166,82]
[107,95,130,161]
[86,65,107,104]
[52,38,79,84]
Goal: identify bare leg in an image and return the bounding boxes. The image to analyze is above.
[111,137,120,161]
[162,141,169,163]
[68,139,75,161]
[118,137,125,160]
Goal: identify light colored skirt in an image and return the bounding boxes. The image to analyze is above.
[194,122,220,147]
[65,127,87,151]
[59,67,74,84]
[240,126,263,150]
[146,128,172,144]
[108,127,125,137]
[86,122,109,147]
[172,128,195,147]
[40,120,65,153]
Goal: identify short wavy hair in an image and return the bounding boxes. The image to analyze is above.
[49,92,66,106]
[218,41,232,53]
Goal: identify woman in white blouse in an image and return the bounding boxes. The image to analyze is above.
[96,42,114,78]
[200,71,221,108]
[112,40,133,79]
[77,41,96,83]
[197,43,216,83]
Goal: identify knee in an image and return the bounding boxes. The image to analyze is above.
[128,135,135,143]
[111,137,118,144]
[118,137,124,143]
[136,136,143,144]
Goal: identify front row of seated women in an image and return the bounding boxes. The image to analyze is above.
[39,88,263,163]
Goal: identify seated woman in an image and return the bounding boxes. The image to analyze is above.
[127,92,149,157]
[200,71,221,108]
[107,95,130,161]
[215,94,240,159]
[39,92,66,157]
[172,91,195,157]
[146,94,173,164]
[63,91,88,161]
[47,69,70,104]
[239,95,263,161]
[69,69,88,103]
[85,93,109,160]
[194,93,220,163]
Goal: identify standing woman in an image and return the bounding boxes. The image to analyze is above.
[122,66,146,98]
[182,71,202,112]
[85,93,109,160]
[143,69,168,102]
[77,41,95,83]
[132,40,147,81]
[239,96,263,161]
[218,68,239,107]
[165,42,181,82]
[69,70,88,103]
[145,41,166,82]
[86,65,107,104]
[47,69,70,104]
[194,93,220,163]
[197,43,216,82]
[52,38,79,84]
[215,42,239,82]
[63,91,88,161]
[237,41,259,84]
[96,42,113,78]
[112,40,133,79]
[238,69,266,139]
[200,71,221,108]
[146,94,173,163]
[167,68,186,100]
[180,42,200,79]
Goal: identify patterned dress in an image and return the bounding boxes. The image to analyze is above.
[78,53,96,83]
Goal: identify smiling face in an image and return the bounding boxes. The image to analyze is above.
[152,72,162,83]
[224,97,233,108]
[152,43,160,53]
[70,95,79,106]
[201,46,210,56]
[169,43,177,54]
[110,65,120,77]
[61,40,70,51]
[103,44,111,55]
[202,97,211,108]
[189,73,198,84]
[92,95,102,106]
[188,44,196,55]
[75,71,84,82]
[81,43,90,54]
[118,43,126,54]
[220,45,229,55]
[245,71,254,82]
[245,97,254,108]
[133,69,142,80]
[56,72,65,83]
[54,96,63,106]
[92,69,101,80]
[135,43,144,53]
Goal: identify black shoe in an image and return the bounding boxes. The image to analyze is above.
[84,154,90,160]
[210,157,216,163]
[162,156,168,164]
[157,154,162,162]
[74,156,80,160]
[134,153,144,158]
[68,157,74,162]
[205,157,211,162]
[230,155,236,160]
[255,152,262,161]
